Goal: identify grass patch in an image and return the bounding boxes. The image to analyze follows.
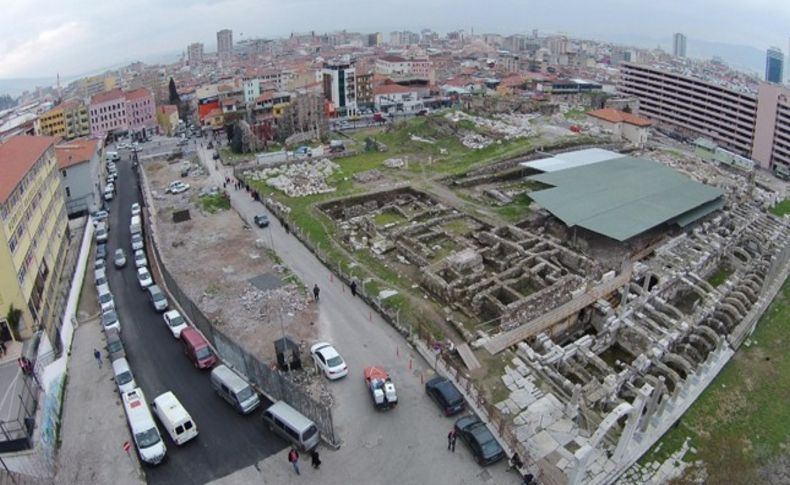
[564,108,590,120]
[769,199,790,217]
[707,266,733,288]
[495,193,533,222]
[199,193,231,213]
[373,210,405,226]
[641,276,790,483]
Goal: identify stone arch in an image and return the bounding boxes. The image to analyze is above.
[693,325,720,348]
[664,353,693,378]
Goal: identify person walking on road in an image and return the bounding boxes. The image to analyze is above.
[448,429,458,452]
[288,447,300,475]
[93,348,102,368]
[313,284,320,301]
[350,280,357,297]
[310,449,321,469]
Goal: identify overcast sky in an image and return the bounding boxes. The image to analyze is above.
[1,0,789,78]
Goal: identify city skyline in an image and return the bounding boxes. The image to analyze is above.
[1,0,790,79]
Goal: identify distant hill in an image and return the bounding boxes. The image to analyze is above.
[592,33,767,76]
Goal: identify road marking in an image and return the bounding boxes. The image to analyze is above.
[0,368,22,421]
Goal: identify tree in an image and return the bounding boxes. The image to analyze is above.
[231,123,243,153]
[0,94,16,111]
[168,78,180,106]
[6,304,22,341]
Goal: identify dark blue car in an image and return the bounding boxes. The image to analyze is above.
[454,415,505,466]
[425,376,465,416]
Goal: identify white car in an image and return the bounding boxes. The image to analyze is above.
[131,233,144,251]
[166,181,190,194]
[97,285,115,313]
[104,189,114,201]
[310,342,348,380]
[137,266,153,289]
[134,249,148,269]
[163,310,188,338]
[95,228,108,243]
[131,203,141,216]
[102,309,121,332]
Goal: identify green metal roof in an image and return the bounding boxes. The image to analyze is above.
[528,156,724,241]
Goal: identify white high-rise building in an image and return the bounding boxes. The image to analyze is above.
[187,43,204,66]
[217,29,233,60]
[673,33,687,58]
[318,57,356,116]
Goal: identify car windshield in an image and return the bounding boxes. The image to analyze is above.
[168,315,185,327]
[139,271,149,280]
[154,293,166,302]
[135,428,161,449]
[107,340,122,352]
[302,425,318,441]
[132,235,142,242]
[117,371,132,385]
[326,356,343,367]
[102,312,117,325]
[195,347,212,359]
[237,386,255,402]
[99,293,112,303]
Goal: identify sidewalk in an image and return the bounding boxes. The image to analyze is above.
[54,316,144,485]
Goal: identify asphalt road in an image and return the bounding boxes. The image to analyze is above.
[104,147,285,484]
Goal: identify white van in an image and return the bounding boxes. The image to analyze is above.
[107,151,120,162]
[112,358,137,394]
[210,365,260,414]
[122,388,166,465]
[130,215,142,235]
[151,392,198,445]
[262,401,320,451]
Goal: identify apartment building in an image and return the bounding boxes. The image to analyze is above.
[40,99,91,140]
[188,42,204,66]
[319,58,357,116]
[217,29,233,60]
[89,88,156,138]
[0,135,69,344]
[619,62,790,174]
[375,56,435,83]
[618,62,758,156]
[55,138,103,215]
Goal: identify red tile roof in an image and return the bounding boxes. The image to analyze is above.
[373,84,419,96]
[55,138,99,169]
[91,88,125,105]
[378,55,406,63]
[0,135,59,203]
[587,108,652,127]
[125,88,152,101]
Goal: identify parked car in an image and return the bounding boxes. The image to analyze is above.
[454,415,505,466]
[425,376,465,416]
[97,285,115,313]
[131,233,144,251]
[96,243,108,260]
[163,310,188,338]
[134,249,148,269]
[101,309,121,332]
[137,267,153,289]
[105,328,125,362]
[112,358,137,394]
[114,249,127,268]
[180,328,216,369]
[131,202,141,217]
[95,267,108,287]
[147,285,168,312]
[166,181,190,194]
[310,342,348,380]
[104,188,114,201]
[95,227,108,244]
[95,257,106,271]
[91,210,109,226]
[253,215,270,228]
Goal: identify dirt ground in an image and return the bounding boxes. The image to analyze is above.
[144,158,318,363]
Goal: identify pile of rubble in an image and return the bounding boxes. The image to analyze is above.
[461,133,494,150]
[353,169,383,183]
[446,111,535,141]
[234,285,311,331]
[247,158,340,197]
[383,158,406,169]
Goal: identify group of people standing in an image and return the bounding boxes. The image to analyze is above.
[287,446,321,475]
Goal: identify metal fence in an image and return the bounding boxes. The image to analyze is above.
[135,162,338,446]
[0,371,39,454]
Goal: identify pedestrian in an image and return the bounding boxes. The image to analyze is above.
[509,452,524,471]
[310,449,321,469]
[284,222,290,234]
[350,280,357,297]
[313,284,320,301]
[0,340,6,357]
[93,348,102,368]
[288,447,300,475]
[223,181,227,189]
[448,429,457,452]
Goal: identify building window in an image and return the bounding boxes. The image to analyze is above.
[61,169,67,178]
[65,187,71,197]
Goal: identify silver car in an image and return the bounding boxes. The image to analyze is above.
[147,285,168,312]
[114,249,127,268]
[134,249,148,269]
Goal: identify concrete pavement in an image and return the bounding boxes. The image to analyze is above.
[54,315,144,485]
[201,147,519,485]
